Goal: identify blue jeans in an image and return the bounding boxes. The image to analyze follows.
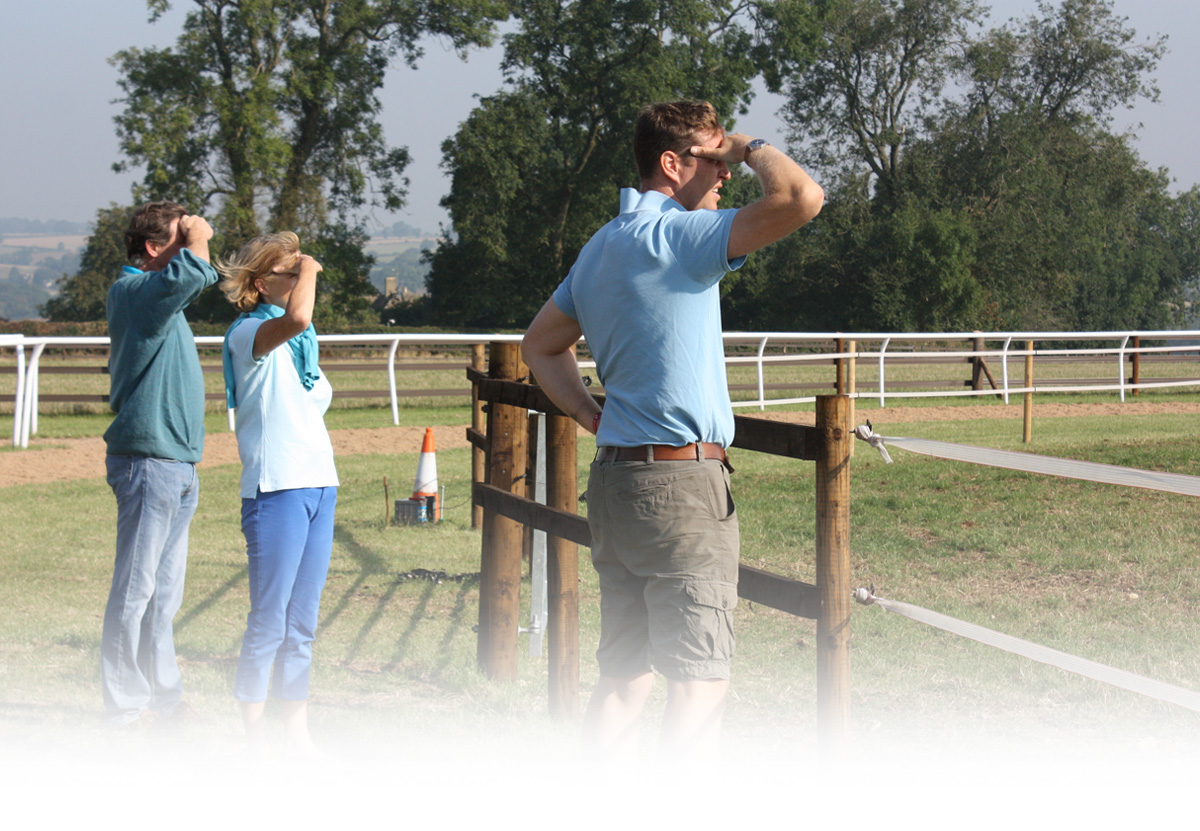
[234,487,337,702]
[102,456,199,723]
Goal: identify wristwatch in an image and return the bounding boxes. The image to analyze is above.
[744,138,769,162]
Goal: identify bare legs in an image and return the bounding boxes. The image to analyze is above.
[240,699,318,759]
[241,701,269,758]
[583,672,654,757]
[280,699,318,758]
[661,678,728,756]
[583,673,728,759]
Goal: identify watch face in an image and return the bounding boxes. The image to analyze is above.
[748,139,767,151]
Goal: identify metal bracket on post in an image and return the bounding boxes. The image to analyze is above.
[525,411,549,657]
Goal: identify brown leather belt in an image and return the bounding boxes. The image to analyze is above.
[595,442,727,463]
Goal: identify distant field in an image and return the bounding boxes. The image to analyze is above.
[1,234,430,257]
[0,234,87,251]
[364,235,438,258]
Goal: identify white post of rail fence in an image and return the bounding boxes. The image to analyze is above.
[6,339,25,448]
[21,341,46,447]
[878,337,891,408]
[387,338,401,425]
[27,341,46,440]
[1117,335,1130,403]
[1001,337,1013,404]
[756,336,768,411]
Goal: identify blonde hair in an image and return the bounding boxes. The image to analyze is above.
[217,231,301,312]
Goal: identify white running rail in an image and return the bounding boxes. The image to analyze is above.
[6,329,1200,446]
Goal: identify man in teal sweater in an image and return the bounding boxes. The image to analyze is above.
[102,202,217,726]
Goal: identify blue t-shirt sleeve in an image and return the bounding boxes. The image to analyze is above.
[551,266,578,320]
[663,207,746,285]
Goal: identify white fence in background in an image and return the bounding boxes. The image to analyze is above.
[5,330,1200,448]
[722,330,1200,409]
[1,334,27,448]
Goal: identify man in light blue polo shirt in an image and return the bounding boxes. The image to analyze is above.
[523,101,823,756]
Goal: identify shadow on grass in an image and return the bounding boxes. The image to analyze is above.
[174,565,248,634]
[321,521,450,671]
[320,521,478,676]
[431,581,474,674]
[319,521,391,641]
[380,579,434,668]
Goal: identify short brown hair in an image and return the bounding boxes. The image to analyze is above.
[125,201,187,267]
[216,232,301,313]
[633,101,725,181]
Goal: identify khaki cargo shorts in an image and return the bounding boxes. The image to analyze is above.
[586,457,739,682]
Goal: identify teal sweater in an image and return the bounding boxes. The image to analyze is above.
[103,248,219,463]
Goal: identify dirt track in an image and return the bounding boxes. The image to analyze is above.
[0,424,469,488]
[5,400,1200,488]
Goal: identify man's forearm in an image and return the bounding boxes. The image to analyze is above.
[522,298,601,433]
[746,145,822,213]
[525,349,601,433]
[186,240,211,263]
[693,134,825,259]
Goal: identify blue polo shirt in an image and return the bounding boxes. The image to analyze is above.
[552,188,745,448]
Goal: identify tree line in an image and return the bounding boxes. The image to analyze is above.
[45,0,1196,335]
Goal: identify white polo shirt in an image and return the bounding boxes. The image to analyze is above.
[226,318,339,498]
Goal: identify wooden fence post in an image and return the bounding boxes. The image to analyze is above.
[847,340,857,457]
[546,410,580,718]
[478,341,528,680]
[471,344,486,530]
[815,395,851,754]
[971,335,985,391]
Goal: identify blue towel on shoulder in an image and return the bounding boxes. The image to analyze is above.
[222,303,319,408]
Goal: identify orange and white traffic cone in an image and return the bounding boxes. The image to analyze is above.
[412,427,439,521]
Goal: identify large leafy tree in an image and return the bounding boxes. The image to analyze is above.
[721,0,989,332]
[906,0,1179,330]
[47,0,509,324]
[776,0,984,199]
[426,0,819,328]
[728,0,1195,333]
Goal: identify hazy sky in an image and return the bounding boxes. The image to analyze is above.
[1,1,1195,234]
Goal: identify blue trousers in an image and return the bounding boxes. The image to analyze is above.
[234,487,337,702]
[102,456,199,723]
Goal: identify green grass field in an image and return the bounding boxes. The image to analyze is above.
[3,401,1200,772]
[8,408,1195,831]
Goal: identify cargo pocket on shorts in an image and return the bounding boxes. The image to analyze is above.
[678,579,738,678]
[685,580,738,660]
[685,579,738,614]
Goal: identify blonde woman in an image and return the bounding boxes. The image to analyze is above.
[218,232,338,758]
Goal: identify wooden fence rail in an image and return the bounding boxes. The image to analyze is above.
[471,341,851,747]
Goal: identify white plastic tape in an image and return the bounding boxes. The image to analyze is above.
[874,434,1200,498]
[862,591,1200,713]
